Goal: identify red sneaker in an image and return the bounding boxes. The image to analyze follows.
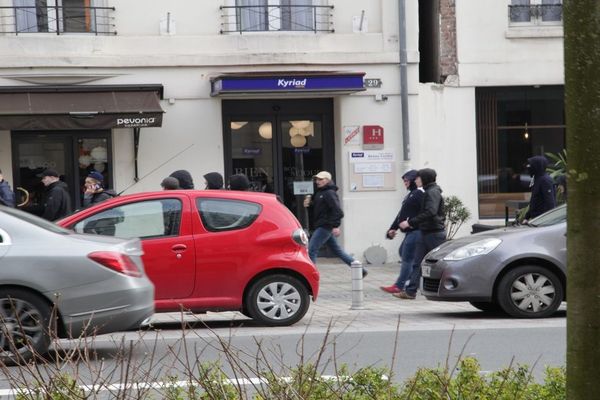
[380,285,402,294]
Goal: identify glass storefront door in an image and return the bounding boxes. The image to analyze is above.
[12,131,112,212]
[223,99,334,229]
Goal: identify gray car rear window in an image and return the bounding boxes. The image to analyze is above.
[1,207,70,234]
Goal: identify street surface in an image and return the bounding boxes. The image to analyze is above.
[0,261,566,397]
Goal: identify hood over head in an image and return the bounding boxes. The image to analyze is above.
[417,168,437,187]
[169,170,194,189]
[402,169,418,190]
[229,174,250,191]
[203,172,224,190]
[527,156,549,177]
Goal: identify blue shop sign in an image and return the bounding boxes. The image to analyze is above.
[211,72,365,96]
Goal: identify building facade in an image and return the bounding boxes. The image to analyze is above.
[0,0,565,260]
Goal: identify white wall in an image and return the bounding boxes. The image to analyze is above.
[415,83,478,237]
[456,0,564,86]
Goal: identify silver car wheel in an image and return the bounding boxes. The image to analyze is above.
[510,272,556,312]
[257,282,302,320]
[246,274,310,326]
[0,296,47,361]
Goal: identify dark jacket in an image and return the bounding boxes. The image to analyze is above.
[0,180,15,207]
[170,170,195,189]
[83,189,117,208]
[312,182,344,229]
[525,156,556,219]
[388,186,424,234]
[42,181,72,221]
[408,179,445,232]
[203,172,224,190]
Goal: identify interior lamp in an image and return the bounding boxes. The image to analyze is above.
[258,122,272,139]
[290,135,307,148]
[290,120,311,129]
[231,121,248,130]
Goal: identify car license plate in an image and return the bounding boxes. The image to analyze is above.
[422,265,431,277]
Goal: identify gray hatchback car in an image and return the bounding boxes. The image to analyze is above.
[420,204,566,318]
[0,206,154,364]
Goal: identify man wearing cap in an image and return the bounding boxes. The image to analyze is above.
[304,171,366,276]
[83,171,117,208]
[38,168,72,221]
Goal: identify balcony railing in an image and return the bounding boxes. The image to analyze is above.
[0,5,116,35]
[508,4,562,25]
[220,4,334,34]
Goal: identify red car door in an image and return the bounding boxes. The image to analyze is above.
[65,194,196,300]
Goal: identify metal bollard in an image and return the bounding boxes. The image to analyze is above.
[350,261,365,310]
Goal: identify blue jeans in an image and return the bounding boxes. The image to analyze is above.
[308,227,355,266]
[405,231,446,296]
[395,230,421,289]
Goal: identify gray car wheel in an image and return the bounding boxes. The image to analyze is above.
[246,274,309,326]
[497,265,563,318]
[0,289,53,365]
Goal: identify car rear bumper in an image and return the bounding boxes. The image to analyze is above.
[50,275,155,337]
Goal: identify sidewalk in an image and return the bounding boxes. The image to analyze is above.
[150,260,566,333]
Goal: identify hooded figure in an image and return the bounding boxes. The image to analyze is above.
[524,155,556,220]
[381,169,425,294]
[229,174,251,191]
[203,172,224,190]
[161,176,180,190]
[169,170,194,190]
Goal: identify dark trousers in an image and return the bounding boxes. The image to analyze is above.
[405,230,446,295]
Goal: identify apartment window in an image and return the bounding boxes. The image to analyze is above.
[221,0,333,33]
[476,86,565,219]
[13,0,113,34]
[509,0,562,25]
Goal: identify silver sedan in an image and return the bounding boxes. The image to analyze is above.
[421,204,566,318]
[0,206,154,364]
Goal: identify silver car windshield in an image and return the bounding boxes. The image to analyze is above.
[529,204,566,227]
[0,206,71,234]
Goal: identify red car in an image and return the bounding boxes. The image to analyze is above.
[58,190,319,326]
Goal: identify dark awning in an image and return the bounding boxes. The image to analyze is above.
[0,85,164,130]
[211,71,366,97]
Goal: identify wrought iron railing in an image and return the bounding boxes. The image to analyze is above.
[220,4,334,34]
[508,4,562,24]
[0,5,116,35]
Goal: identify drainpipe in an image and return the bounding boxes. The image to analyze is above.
[398,0,410,161]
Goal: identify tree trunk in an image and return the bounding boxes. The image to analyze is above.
[564,1,600,398]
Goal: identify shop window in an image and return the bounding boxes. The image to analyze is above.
[476,86,565,219]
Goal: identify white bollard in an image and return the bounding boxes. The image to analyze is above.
[350,261,365,310]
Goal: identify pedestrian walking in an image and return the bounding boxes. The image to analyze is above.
[395,168,446,299]
[522,155,556,223]
[203,172,224,189]
[304,171,366,277]
[380,170,424,294]
[169,170,195,189]
[83,171,117,208]
[0,169,16,207]
[161,176,180,190]
[37,168,72,221]
[229,173,251,191]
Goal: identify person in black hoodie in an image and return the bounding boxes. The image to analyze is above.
[38,168,72,221]
[304,171,366,277]
[381,170,424,294]
[396,168,446,299]
[203,172,224,190]
[523,155,556,222]
[169,170,195,190]
[0,169,16,207]
[83,171,117,208]
[228,173,251,191]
